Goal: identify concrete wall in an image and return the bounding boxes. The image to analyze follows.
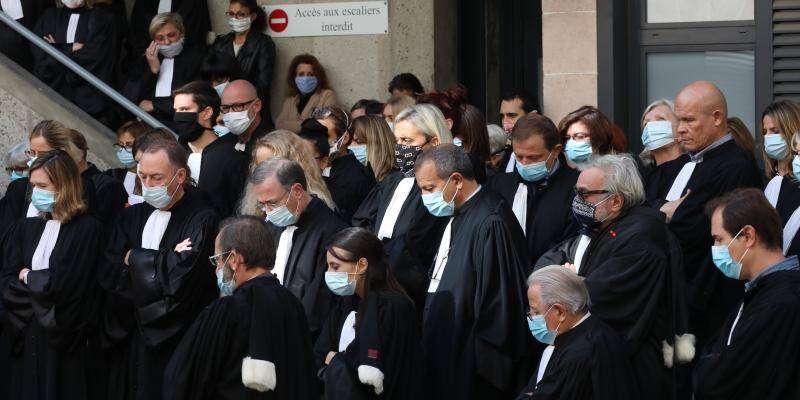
[206,0,439,117]
[541,0,598,124]
[0,53,115,196]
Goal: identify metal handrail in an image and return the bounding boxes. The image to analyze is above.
[0,10,170,131]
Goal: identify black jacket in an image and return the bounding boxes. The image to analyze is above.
[211,31,276,114]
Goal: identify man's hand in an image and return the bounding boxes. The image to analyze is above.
[72,42,84,52]
[139,100,154,112]
[660,190,691,224]
[18,268,30,284]
[43,34,55,44]
[325,351,337,365]
[174,238,193,253]
[564,263,577,273]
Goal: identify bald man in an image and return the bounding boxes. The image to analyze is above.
[665,81,762,347]
[221,80,270,156]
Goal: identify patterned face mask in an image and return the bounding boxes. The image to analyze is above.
[395,143,423,177]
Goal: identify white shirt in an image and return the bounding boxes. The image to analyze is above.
[338,311,357,351]
[31,220,61,271]
[157,0,172,13]
[273,226,298,284]
[66,13,80,44]
[187,152,202,184]
[377,177,415,240]
[573,235,592,274]
[1,0,24,20]
[155,58,175,97]
[142,210,172,250]
[511,183,527,235]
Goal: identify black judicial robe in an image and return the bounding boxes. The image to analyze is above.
[641,154,689,209]
[516,316,639,400]
[771,175,800,257]
[211,31,276,119]
[0,177,31,237]
[487,161,579,264]
[535,206,687,400]
[667,140,762,345]
[241,121,270,158]
[123,47,204,130]
[0,213,106,400]
[0,0,51,69]
[266,197,348,334]
[325,153,377,223]
[190,134,249,218]
[423,189,534,399]
[99,187,219,400]
[128,0,210,54]
[164,274,317,400]
[32,6,116,116]
[314,292,424,400]
[693,268,800,400]
[352,171,447,307]
[82,163,128,227]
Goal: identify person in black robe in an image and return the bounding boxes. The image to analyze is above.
[0,150,106,400]
[173,81,249,217]
[414,145,534,399]
[535,154,692,400]
[164,216,317,399]
[32,1,117,120]
[314,228,423,399]
[668,81,763,346]
[0,0,51,70]
[99,140,219,400]
[635,99,686,209]
[517,266,638,400]
[248,157,348,337]
[767,173,800,256]
[128,0,210,56]
[210,0,276,123]
[123,12,204,131]
[641,153,688,208]
[694,188,800,399]
[300,118,377,222]
[487,113,579,264]
[220,79,270,156]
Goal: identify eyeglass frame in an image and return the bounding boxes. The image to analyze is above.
[574,187,610,202]
[209,250,232,267]
[220,98,257,114]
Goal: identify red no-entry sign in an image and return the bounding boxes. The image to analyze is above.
[268,9,288,33]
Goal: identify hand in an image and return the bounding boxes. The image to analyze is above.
[145,41,160,74]
[660,190,691,224]
[139,100,154,112]
[563,263,577,273]
[325,351,337,365]
[18,268,30,283]
[124,250,132,266]
[43,34,55,44]
[72,42,84,52]
[174,238,193,253]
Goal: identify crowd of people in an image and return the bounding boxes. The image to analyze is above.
[2,1,800,400]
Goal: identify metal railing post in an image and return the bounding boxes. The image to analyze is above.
[0,10,171,132]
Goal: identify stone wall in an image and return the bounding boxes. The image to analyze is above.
[0,53,116,196]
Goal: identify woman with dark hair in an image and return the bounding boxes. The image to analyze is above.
[315,227,423,400]
[104,120,150,205]
[457,104,491,183]
[417,84,469,133]
[276,54,338,132]
[387,73,424,98]
[200,51,244,96]
[0,150,106,400]
[312,106,351,149]
[558,105,627,167]
[210,0,275,120]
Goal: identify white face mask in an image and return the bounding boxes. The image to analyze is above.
[222,110,253,136]
[228,17,252,33]
[62,0,84,9]
[158,38,184,58]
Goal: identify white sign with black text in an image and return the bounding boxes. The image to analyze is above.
[262,1,388,38]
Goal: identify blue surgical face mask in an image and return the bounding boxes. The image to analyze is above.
[564,139,592,162]
[453,137,463,147]
[215,254,236,296]
[266,193,298,227]
[213,124,231,137]
[142,172,179,209]
[711,228,749,280]
[641,120,675,151]
[350,145,368,165]
[324,264,363,296]
[764,133,789,160]
[422,176,459,217]
[793,155,800,177]
[516,152,552,182]
[214,81,229,97]
[31,187,56,213]
[10,170,28,181]
[527,305,561,345]
[27,156,37,168]
[116,147,136,168]
[295,76,318,95]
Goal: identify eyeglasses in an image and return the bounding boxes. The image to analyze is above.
[154,31,180,43]
[221,99,256,114]
[225,11,251,19]
[258,192,290,212]
[564,132,591,141]
[209,251,231,267]
[113,144,133,152]
[574,187,609,201]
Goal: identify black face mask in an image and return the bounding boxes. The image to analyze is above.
[173,112,205,142]
[571,194,611,236]
[395,143,423,176]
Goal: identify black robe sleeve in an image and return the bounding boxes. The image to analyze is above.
[534,236,578,269]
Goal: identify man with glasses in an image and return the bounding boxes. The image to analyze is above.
[536,154,691,400]
[249,157,347,338]
[220,79,269,155]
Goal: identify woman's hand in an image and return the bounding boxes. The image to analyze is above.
[18,268,30,284]
[325,351,337,365]
[139,100,154,112]
[145,41,161,75]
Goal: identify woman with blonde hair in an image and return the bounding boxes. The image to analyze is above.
[393,103,453,176]
[765,101,800,258]
[0,150,106,400]
[638,99,688,207]
[239,130,336,216]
